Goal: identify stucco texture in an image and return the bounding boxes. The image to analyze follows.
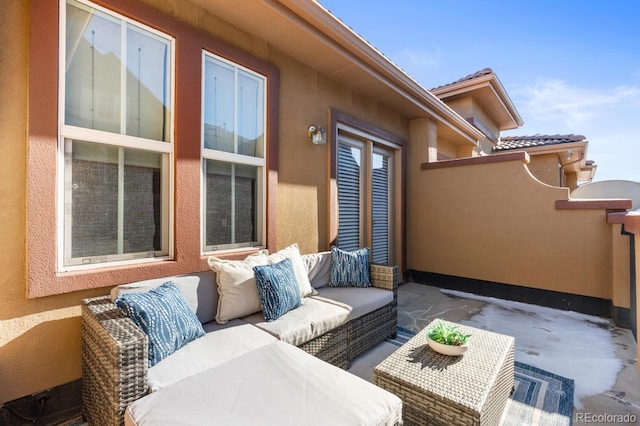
[0,1,104,403]
[409,156,618,301]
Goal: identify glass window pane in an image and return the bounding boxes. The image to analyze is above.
[68,141,119,257]
[65,0,172,143]
[203,58,235,152]
[234,164,258,243]
[371,152,390,264]
[123,149,163,253]
[203,55,265,158]
[205,160,232,246]
[337,143,362,251]
[237,70,264,157]
[126,26,171,142]
[205,160,257,248]
[66,140,164,262]
[65,1,121,133]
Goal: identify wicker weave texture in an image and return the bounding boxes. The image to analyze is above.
[348,263,399,360]
[82,296,148,426]
[298,321,349,368]
[81,263,399,424]
[349,303,397,360]
[370,264,398,291]
[374,320,514,426]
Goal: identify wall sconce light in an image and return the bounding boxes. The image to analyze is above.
[308,125,326,145]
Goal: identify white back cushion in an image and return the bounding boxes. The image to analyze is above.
[110,271,217,324]
[302,251,331,289]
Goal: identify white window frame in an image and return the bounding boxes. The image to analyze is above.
[58,0,175,271]
[200,51,267,254]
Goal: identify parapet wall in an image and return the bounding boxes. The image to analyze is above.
[409,152,631,305]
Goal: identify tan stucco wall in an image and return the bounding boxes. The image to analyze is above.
[445,97,498,155]
[527,153,562,187]
[1,0,407,403]
[436,139,461,160]
[611,224,632,309]
[273,52,408,253]
[410,156,617,300]
[0,0,106,404]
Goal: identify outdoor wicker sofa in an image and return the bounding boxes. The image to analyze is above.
[81,246,399,425]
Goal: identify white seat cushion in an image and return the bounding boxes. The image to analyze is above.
[147,323,276,391]
[243,298,350,346]
[314,286,393,320]
[125,341,402,426]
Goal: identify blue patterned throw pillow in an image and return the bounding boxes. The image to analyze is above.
[329,246,371,287]
[114,282,206,367]
[253,258,302,322]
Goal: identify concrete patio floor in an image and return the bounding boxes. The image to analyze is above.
[397,281,640,423]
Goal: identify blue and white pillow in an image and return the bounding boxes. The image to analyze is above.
[114,282,205,367]
[253,258,302,322]
[329,246,371,288]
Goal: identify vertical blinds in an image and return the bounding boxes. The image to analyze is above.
[372,153,389,264]
[337,143,361,251]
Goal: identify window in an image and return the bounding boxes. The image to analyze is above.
[60,0,174,269]
[201,52,266,252]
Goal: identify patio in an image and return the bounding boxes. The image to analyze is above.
[394,281,640,422]
[55,280,639,425]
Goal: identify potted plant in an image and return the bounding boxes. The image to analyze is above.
[426,320,471,356]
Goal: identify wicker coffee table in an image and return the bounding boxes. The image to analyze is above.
[374,320,514,426]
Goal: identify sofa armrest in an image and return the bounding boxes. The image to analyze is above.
[82,296,148,426]
[370,264,398,291]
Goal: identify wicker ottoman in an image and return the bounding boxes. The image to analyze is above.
[374,320,514,426]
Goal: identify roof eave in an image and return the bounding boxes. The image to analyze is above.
[189,0,484,145]
[432,73,524,131]
[277,0,485,142]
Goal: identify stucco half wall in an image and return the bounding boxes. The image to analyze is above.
[410,152,622,301]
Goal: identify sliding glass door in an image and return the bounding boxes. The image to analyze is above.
[337,133,396,265]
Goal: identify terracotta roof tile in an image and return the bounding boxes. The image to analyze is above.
[431,68,494,91]
[493,134,586,152]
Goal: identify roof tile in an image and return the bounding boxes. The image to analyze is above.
[493,134,586,152]
[431,68,494,91]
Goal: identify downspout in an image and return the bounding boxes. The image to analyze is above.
[622,225,637,340]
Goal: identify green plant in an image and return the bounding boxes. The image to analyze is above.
[427,320,471,346]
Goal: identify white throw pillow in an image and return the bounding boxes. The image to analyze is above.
[266,243,313,298]
[208,250,269,324]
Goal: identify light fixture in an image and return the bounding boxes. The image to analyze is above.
[308,125,326,145]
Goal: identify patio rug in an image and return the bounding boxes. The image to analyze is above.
[349,326,575,426]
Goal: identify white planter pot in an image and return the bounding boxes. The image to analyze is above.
[427,336,468,356]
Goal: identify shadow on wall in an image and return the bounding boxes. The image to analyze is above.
[0,316,82,407]
[572,180,640,211]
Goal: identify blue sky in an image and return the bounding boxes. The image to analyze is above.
[319,1,640,182]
